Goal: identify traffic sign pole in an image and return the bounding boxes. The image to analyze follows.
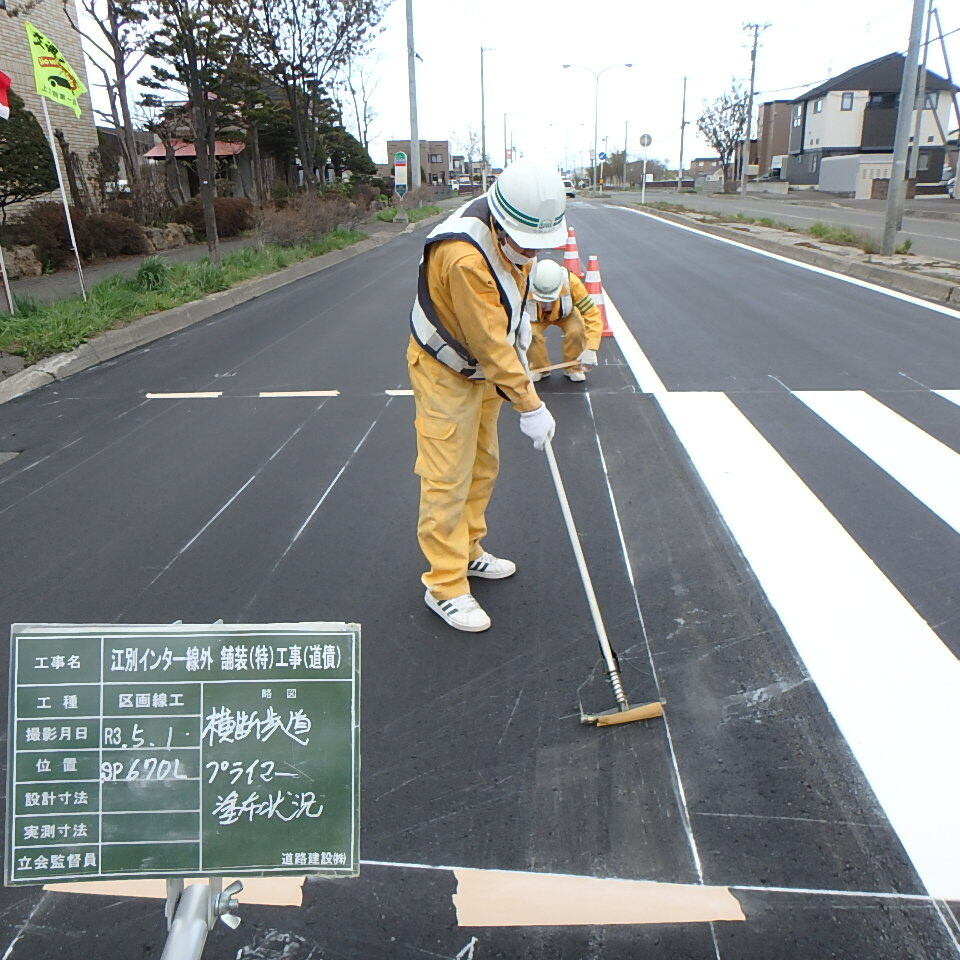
[639,134,652,205]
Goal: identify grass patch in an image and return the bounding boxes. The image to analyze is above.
[0,229,365,365]
[376,203,442,224]
[408,204,442,223]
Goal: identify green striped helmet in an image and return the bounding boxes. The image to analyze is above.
[487,158,568,249]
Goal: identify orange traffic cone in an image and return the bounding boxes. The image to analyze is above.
[562,227,585,279]
[585,255,613,338]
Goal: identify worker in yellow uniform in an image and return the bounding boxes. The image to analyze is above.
[408,159,568,632]
[526,258,603,383]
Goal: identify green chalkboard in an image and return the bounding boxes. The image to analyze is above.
[5,623,360,885]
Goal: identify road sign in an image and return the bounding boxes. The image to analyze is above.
[639,134,652,148]
[599,152,607,161]
[394,150,408,198]
[5,622,360,885]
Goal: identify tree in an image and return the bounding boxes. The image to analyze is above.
[62,0,149,221]
[455,129,483,179]
[337,52,378,153]
[251,0,385,188]
[697,82,748,185]
[0,89,57,227]
[143,0,256,261]
[325,126,375,179]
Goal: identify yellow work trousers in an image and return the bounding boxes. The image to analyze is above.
[408,344,503,601]
[527,310,587,374]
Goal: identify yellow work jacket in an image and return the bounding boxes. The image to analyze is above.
[408,235,540,413]
[535,272,604,352]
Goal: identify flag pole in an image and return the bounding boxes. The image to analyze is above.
[40,97,86,301]
[0,246,14,314]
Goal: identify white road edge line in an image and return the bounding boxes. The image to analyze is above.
[614,205,960,322]
[385,389,414,396]
[604,288,960,908]
[145,392,222,399]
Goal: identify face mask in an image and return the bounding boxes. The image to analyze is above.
[500,239,535,267]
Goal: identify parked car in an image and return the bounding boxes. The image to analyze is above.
[563,179,576,198]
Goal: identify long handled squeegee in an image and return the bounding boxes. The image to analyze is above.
[544,439,665,727]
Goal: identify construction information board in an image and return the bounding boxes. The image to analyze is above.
[5,622,360,885]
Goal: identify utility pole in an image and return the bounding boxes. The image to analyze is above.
[480,47,492,190]
[405,0,421,189]
[908,0,934,181]
[882,0,927,254]
[677,76,688,192]
[740,23,769,197]
[623,120,628,188]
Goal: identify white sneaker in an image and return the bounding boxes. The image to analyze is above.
[467,551,516,579]
[530,371,550,383]
[565,370,586,382]
[424,590,491,632]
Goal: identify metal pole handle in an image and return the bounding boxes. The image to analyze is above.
[543,438,627,706]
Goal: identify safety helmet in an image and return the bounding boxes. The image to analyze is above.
[531,258,566,302]
[487,158,568,249]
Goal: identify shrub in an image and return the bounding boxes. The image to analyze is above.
[12,202,76,270]
[270,180,291,207]
[352,183,380,209]
[77,214,149,259]
[174,196,254,238]
[376,207,397,222]
[135,256,171,292]
[256,194,360,246]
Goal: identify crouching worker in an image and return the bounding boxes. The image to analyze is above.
[408,159,568,632]
[526,258,602,383]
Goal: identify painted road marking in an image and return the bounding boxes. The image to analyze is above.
[936,389,960,409]
[385,389,414,396]
[615,206,960,322]
[606,290,960,902]
[145,392,222,399]
[796,390,960,537]
[258,390,340,397]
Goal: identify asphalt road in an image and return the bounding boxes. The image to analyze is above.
[613,189,960,259]
[0,201,958,958]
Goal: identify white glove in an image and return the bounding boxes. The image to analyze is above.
[517,311,533,353]
[519,403,556,451]
[578,348,598,370]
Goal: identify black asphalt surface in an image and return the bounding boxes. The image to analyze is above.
[0,204,958,958]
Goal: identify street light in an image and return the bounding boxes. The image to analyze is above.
[562,62,633,190]
[480,46,494,190]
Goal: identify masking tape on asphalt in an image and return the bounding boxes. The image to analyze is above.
[452,868,745,926]
[43,875,304,906]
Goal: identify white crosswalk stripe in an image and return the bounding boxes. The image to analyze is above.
[608,292,960,903]
[795,390,960,537]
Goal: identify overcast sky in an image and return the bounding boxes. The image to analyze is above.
[363,0,959,170]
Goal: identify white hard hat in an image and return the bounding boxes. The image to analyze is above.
[531,259,566,302]
[487,158,568,249]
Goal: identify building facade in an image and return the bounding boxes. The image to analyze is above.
[0,0,99,213]
[757,100,793,176]
[385,139,451,185]
[785,53,956,185]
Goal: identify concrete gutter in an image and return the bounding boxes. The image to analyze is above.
[0,212,445,406]
[634,205,960,312]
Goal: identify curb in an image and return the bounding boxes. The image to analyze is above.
[0,212,446,406]
[633,206,960,311]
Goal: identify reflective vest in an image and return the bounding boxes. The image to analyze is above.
[410,196,530,381]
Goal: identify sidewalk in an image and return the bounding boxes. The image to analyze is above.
[7,235,260,306]
[3,203,450,307]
